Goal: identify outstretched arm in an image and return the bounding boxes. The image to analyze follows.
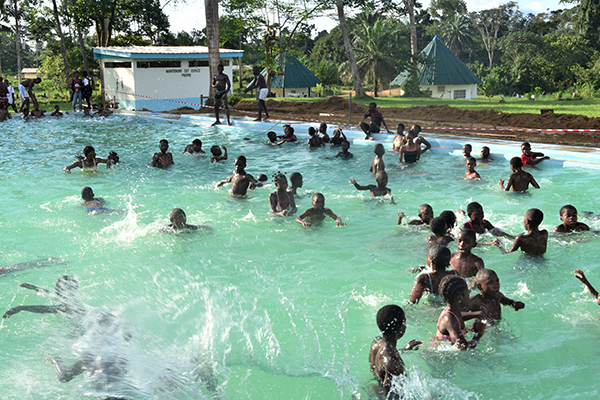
[63,160,83,173]
[295,210,312,228]
[3,305,61,319]
[44,356,86,383]
[325,208,346,226]
[528,156,550,165]
[216,174,233,187]
[349,179,369,191]
[499,293,525,310]
[574,269,600,303]
[18,282,54,297]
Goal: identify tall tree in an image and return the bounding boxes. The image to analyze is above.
[439,14,473,57]
[205,0,220,99]
[50,0,72,94]
[335,0,364,96]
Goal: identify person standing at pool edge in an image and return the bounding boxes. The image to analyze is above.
[212,64,232,126]
[18,77,41,112]
[243,66,270,121]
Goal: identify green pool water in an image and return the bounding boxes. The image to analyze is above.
[1,115,600,400]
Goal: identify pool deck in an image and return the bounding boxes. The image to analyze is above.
[118,110,600,169]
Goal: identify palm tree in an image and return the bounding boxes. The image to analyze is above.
[351,19,398,97]
[205,0,220,99]
[439,14,473,58]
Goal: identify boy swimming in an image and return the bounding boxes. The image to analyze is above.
[554,205,590,232]
[450,230,484,278]
[295,193,345,228]
[288,172,303,196]
[335,140,353,159]
[499,157,540,192]
[370,143,386,173]
[465,268,525,322]
[464,157,481,180]
[63,145,111,173]
[368,305,421,397]
[349,171,394,203]
[210,145,228,162]
[397,204,434,226]
[427,217,453,245]
[217,155,262,196]
[410,246,458,304]
[80,186,108,214]
[462,202,515,238]
[184,139,206,154]
[152,139,174,167]
[163,208,210,231]
[501,208,548,255]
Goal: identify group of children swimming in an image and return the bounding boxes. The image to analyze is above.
[41,111,600,398]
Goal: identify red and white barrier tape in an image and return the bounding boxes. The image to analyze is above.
[102,90,600,133]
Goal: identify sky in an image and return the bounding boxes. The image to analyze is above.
[163,0,571,37]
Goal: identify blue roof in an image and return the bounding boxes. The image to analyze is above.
[392,37,481,86]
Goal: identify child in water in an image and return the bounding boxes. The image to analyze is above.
[479,146,492,162]
[269,174,297,216]
[499,157,540,192]
[464,157,481,180]
[573,269,600,305]
[370,143,386,173]
[217,155,262,196]
[335,140,353,159]
[428,217,454,245]
[501,208,547,255]
[210,145,228,163]
[319,123,330,143]
[81,186,107,213]
[266,131,282,146]
[390,123,405,153]
[50,105,63,117]
[107,151,120,164]
[163,208,210,231]
[152,139,174,167]
[397,204,434,226]
[462,144,472,158]
[64,145,111,173]
[349,171,395,203]
[450,230,484,278]
[462,202,515,238]
[399,130,420,164]
[435,275,486,349]
[554,205,590,232]
[465,268,525,322]
[184,139,206,154]
[307,127,323,147]
[330,128,347,146]
[410,246,459,304]
[521,142,549,166]
[295,193,346,228]
[288,172,303,196]
[368,305,421,398]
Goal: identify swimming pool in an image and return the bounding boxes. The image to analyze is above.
[1,113,600,399]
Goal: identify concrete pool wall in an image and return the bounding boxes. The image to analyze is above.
[120,110,600,170]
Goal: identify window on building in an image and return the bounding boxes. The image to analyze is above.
[437,86,445,93]
[425,90,433,96]
[188,60,209,67]
[105,62,132,68]
[454,90,466,99]
[136,61,181,68]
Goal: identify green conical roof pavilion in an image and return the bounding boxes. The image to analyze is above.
[260,55,322,89]
[392,36,482,86]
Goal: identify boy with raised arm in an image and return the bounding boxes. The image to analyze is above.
[152,139,174,167]
[501,208,547,256]
[369,305,421,398]
[349,171,394,203]
[554,204,590,232]
[450,229,484,278]
[360,102,391,140]
[465,268,525,322]
[295,193,345,228]
[210,145,228,162]
[397,204,434,226]
[217,155,262,196]
[500,157,540,192]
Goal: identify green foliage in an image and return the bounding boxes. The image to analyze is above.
[401,72,422,96]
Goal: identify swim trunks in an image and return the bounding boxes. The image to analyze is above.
[258,88,269,101]
[215,90,227,100]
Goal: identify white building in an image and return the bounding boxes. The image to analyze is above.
[93,46,243,111]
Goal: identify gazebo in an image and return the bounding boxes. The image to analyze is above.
[392,36,482,99]
[260,55,322,98]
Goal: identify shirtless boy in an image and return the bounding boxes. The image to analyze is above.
[243,66,269,121]
[164,208,210,231]
[81,186,106,209]
[18,77,41,112]
[64,145,111,173]
[210,145,228,162]
[217,155,262,196]
[370,143,386,174]
[427,217,454,245]
[462,144,472,158]
[464,157,481,180]
[212,64,232,126]
[349,171,394,203]
[307,127,323,147]
[30,103,45,118]
[410,245,458,304]
[51,105,63,117]
[500,157,540,192]
[479,146,492,162]
[450,230,484,278]
[462,202,515,239]
[152,139,174,167]
[398,204,434,226]
[319,122,330,143]
[368,305,421,397]
[184,139,206,154]
[288,172,303,196]
[502,208,548,255]
[295,193,346,228]
[554,204,590,233]
[335,140,353,158]
[465,268,525,322]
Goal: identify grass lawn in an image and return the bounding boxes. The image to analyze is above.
[266,95,600,118]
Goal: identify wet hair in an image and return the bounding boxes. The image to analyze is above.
[439,275,468,304]
[373,143,385,156]
[429,245,451,269]
[430,217,447,236]
[159,139,168,145]
[108,151,119,163]
[210,145,221,155]
[308,127,316,136]
[475,268,497,283]
[82,145,95,157]
[319,122,327,130]
[289,172,302,187]
[236,155,247,164]
[525,208,544,227]
[287,126,295,134]
[481,146,490,154]
[376,304,406,336]
[312,192,324,202]
[510,157,523,168]
[419,204,433,214]
[559,204,577,216]
[169,207,186,222]
[81,186,94,201]
[192,139,202,146]
[458,229,476,244]
[257,174,268,182]
[267,131,276,139]
[439,210,457,229]
[466,202,483,217]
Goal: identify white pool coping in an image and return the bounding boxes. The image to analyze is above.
[118,110,600,170]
